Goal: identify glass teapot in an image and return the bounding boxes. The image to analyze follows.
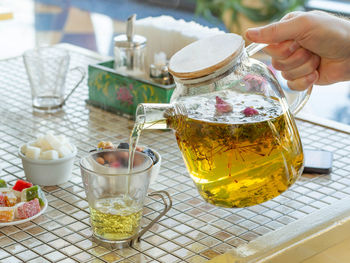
[136,34,311,208]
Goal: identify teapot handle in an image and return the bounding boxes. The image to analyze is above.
[246,43,268,57]
[246,42,312,115]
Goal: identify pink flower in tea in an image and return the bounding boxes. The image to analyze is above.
[215,96,233,113]
[243,107,259,117]
[243,74,267,93]
[117,86,133,105]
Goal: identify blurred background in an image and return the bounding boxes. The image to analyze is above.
[0,0,350,125]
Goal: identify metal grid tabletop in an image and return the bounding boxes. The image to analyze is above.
[0,45,349,263]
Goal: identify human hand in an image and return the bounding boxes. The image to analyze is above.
[245,11,350,90]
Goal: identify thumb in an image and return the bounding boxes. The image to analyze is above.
[245,18,303,44]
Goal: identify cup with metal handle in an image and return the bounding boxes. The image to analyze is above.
[80,149,172,248]
[23,46,86,112]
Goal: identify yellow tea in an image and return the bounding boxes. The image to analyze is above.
[167,91,304,208]
[90,196,142,241]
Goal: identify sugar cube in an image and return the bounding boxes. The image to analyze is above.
[25,146,41,160]
[36,135,51,151]
[57,145,71,158]
[0,207,15,222]
[45,134,62,151]
[41,150,59,160]
[21,143,28,155]
[21,185,45,206]
[25,133,74,160]
[15,199,41,219]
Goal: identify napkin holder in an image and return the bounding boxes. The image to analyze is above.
[87,60,175,119]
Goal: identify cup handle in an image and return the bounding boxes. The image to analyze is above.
[61,66,86,106]
[131,190,172,245]
[246,42,312,115]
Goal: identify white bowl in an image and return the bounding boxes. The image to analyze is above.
[132,144,161,184]
[150,148,161,184]
[18,144,77,186]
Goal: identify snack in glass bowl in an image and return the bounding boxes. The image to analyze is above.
[0,179,46,222]
[18,133,77,185]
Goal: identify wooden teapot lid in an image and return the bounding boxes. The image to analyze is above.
[169,33,245,79]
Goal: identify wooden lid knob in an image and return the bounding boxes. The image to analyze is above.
[169,33,244,79]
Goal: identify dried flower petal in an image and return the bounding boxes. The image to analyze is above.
[243,107,259,117]
[243,74,267,93]
[215,96,233,113]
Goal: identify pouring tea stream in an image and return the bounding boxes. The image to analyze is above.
[129,33,311,208]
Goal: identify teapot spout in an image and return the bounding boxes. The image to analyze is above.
[136,103,176,130]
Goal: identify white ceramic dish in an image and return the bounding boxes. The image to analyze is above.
[0,194,48,226]
[150,148,161,184]
[125,145,161,183]
[18,143,77,186]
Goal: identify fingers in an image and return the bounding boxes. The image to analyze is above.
[264,40,300,60]
[280,11,304,21]
[281,54,320,81]
[245,15,305,44]
[271,48,313,71]
[287,71,319,91]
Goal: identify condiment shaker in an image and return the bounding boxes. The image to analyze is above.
[114,14,147,78]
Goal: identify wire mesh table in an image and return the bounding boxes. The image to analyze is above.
[0,44,349,263]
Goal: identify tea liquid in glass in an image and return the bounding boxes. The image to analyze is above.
[90,196,142,241]
[168,91,303,208]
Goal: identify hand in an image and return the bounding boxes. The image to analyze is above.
[245,11,350,90]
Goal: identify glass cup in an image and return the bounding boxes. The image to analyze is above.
[80,149,171,246]
[23,47,85,112]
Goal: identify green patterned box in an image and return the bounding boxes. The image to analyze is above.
[87,60,175,118]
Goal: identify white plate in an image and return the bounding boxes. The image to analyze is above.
[0,194,48,226]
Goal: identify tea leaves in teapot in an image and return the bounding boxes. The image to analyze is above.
[167,91,303,208]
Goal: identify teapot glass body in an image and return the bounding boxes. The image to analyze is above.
[136,37,308,208]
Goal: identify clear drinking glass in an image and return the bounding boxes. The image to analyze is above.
[23,47,85,112]
[80,149,171,246]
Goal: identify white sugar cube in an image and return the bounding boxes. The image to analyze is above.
[36,136,51,151]
[57,145,71,158]
[25,146,41,159]
[45,134,62,150]
[21,143,28,155]
[32,134,44,147]
[40,150,59,160]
